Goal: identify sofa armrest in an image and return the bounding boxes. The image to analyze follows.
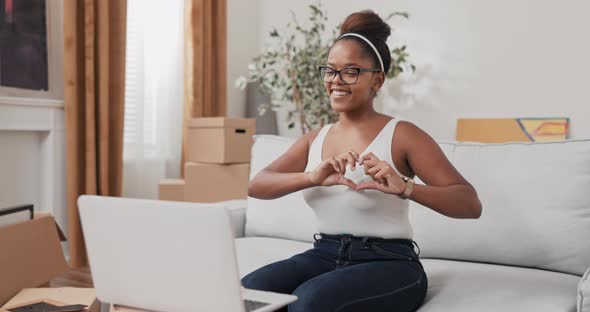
[580,266,590,312]
[217,199,247,238]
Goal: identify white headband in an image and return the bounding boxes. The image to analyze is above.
[338,33,384,72]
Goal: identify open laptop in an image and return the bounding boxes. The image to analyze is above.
[78,195,297,312]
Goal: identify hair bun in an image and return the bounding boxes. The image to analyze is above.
[339,10,391,43]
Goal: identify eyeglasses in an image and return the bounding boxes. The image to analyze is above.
[318,66,381,84]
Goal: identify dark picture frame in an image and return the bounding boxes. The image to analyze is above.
[0,0,63,102]
[0,0,49,91]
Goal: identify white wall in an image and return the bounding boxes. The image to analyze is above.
[227,0,260,118]
[228,0,590,140]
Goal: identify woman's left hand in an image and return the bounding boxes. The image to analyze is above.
[356,152,407,196]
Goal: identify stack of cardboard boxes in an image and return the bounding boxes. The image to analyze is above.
[159,117,255,203]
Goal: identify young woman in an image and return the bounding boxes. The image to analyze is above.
[243,10,482,312]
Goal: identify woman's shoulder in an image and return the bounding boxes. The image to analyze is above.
[394,120,440,160]
[392,119,438,150]
[295,126,325,150]
[306,126,324,141]
[395,119,429,138]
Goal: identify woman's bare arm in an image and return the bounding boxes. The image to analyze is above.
[247,129,321,199]
[398,122,482,219]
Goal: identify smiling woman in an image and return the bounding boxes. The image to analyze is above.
[244,9,482,312]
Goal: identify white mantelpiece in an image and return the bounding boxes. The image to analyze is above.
[0,96,67,232]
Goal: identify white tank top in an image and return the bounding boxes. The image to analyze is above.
[302,118,414,239]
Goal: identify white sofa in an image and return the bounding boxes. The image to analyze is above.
[225,135,590,312]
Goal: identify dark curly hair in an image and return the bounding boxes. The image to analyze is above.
[335,10,392,74]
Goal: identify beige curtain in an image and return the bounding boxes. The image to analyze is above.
[182,0,227,169]
[63,0,127,268]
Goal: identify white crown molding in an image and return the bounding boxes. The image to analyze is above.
[0,96,64,109]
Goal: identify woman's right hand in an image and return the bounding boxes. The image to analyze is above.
[307,151,359,188]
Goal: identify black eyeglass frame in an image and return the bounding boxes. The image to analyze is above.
[318,65,382,84]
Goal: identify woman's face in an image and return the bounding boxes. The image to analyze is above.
[323,39,384,113]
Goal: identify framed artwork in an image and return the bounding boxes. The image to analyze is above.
[0,0,48,90]
[0,0,63,101]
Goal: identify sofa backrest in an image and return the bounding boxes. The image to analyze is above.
[245,135,317,242]
[409,139,590,276]
[246,135,590,276]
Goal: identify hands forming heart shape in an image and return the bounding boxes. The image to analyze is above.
[307,151,407,196]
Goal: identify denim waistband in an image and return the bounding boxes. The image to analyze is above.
[314,233,420,256]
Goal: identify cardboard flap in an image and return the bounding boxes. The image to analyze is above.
[187,117,255,129]
[2,288,98,312]
[0,216,69,306]
[34,212,67,241]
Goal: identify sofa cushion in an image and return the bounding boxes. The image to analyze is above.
[235,237,313,278]
[234,237,579,311]
[217,199,247,238]
[245,135,317,242]
[409,139,590,276]
[417,259,579,312]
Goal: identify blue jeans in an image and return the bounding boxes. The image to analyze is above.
[241,233,428,312]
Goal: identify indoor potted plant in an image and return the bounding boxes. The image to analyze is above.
[236,4,414,135]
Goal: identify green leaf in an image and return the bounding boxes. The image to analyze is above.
[270,28,279,37]
[288,122,295,129]
[234,76,248,90]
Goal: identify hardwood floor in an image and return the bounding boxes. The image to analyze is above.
[50,266,94,288]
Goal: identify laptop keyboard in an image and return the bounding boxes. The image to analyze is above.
[244,299,270,312]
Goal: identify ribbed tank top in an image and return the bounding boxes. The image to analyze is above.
[302,118,413,239]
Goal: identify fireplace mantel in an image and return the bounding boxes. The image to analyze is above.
[0,96,66,229]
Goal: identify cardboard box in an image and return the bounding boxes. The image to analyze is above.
[1,288,99,312]
[184,162,249,202]
[0,213,68,306]
[186,117,255,164]
[158,179,186,201]
[456,118,569,143]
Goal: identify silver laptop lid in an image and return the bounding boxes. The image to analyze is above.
[78,195,245,312]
